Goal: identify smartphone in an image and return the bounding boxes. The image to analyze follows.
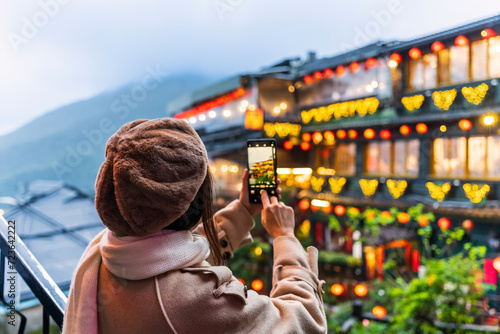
[247,139,277,204]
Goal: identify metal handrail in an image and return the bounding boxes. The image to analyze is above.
[0,216,67,331]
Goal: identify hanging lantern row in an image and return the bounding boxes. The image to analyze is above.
[174,88,245,119]
[330,283,368,297]
[302,58,379,84]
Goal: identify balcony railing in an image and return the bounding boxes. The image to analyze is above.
[0,216,66,333]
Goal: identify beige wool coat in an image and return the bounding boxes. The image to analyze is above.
[96,200,327,334]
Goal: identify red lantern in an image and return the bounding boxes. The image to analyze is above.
[313,71,323,80]
[334,205,346,216]
[348,129,358,139]
[418,215,429,227]
[459,119,472,131]
[336,65,346,76]
[438,217,451,230]
[283,140,294,150]
[251,279,264,291]
[336,129,347,139]
[455,35,469,47]
[380,129,391,140]
[412,250,420,272]
[324,130,335,141]
[400,125,411,135]
[299,199,310,210]
[324,68,334,78]
[398,212,410,224]
[366,58,377,68]
[302,133,311,142]
[300,142,311,151]
[431,41,445,53]
[311,205,320,212]
[462,219,474,231]
[322,204,333,214]
[312,132,323,144]
[350,62,360,73]
[354,284,368,297]
[331,284,345,296]
[482,28,496,39]
[493,256,500,272]
[238,278,245,285]
[416,123,428,134]
[409,48,422,59]
[390,53,402,63]
[372,306,387,319]
[304,75,313,84]
[364,128,376,139]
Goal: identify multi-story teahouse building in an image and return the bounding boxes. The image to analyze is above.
[168,15,500,281]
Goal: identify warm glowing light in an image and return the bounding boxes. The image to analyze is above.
[324,131,335,142]
[280,102,288,110]
[463,183,490,204]
[372,306,387,319]
[331,284,345,296]
[381,211,391,219]
[329,177,347,194]
[400,125,411,135]
[380,129,391,140]
[433,89,457,110]
[462,83,489,105]
[223,109,232,117]
[416,123,428,134]
[313,71,323,80]
[302,133,311,142]
[418,215,429,227]
[208,110,217,118]
[317,167,335,175]
[299,199,310,210]
[238,278,245,285]
[301,97,379,124]
[283,140,294,150]
[426,182,451,202]
[288,85,295,93]
[462,219,474,231]
[359,179,378,197]
[221,165,228,173]
[322,204,333,214]
[336,129,347,139]
[390,53,402,63]
[459,119,472,131]
[482,28,496,39]
[277,168,292,175]
[312,132,323,144]
[482,115,496,126]
[348,129,358,139]
[0,209,4,216]
[387,179,407,199]
[198,114,206,121]
[264,123,301,138]
[455,35,469,47]
[301,142,311,151]
[438,217,451,230]
[398,212,410,224]
[354,284,368,297]
[189,117,197,124]
[364,128,376,139]
[324,68,334,78]
[292,168,313,175]
[431,41,445,53]
[311,199,330,208]
[273,106,281,114]
[440,125,447,132]
[409,48,422,59]
[493,256,500,273]
[251,279,264,291]
[388,59,398,68]
[402,95,424,111]
[334,205,346,216]
[310,176,325,192]
[350,62,360,73]
[336,65,346,76]
[304,75,313,84]
[366,58,377,68]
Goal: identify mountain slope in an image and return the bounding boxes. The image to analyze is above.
[0,73,214,196]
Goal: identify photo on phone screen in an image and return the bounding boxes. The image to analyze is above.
[247,139,277,203]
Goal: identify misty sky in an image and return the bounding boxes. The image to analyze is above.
[1,0,500,136]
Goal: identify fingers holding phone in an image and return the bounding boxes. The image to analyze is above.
[261,191,295,239]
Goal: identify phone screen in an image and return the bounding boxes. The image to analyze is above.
[247,139,277,203]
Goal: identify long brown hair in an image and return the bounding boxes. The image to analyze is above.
[168,167,223,266]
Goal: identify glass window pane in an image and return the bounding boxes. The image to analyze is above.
[366,142,379,173]
[336,143,356,175]
[487,136,500,177]
[406,139,420,176]
[472,40,488,81]
[439,49,451,85]
[423,54,437,89]
[433,138,446,175]
[450,46,470,84]
[409,59,424,91]
[468,137,486,177]
[378,141,391,174]
[394,141,406,175]
[449,137,466,176]
[489,36,500,78]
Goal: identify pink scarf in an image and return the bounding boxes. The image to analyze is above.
[62,229,210,334]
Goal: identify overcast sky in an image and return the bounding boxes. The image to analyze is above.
[1,0,500,136]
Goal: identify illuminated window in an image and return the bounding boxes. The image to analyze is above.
[408,54,437,91]
[449,46,470,84]
[487,136,500,177]
[366,141,391,174]
[472,40,488,81]
[468,137,486,177]
[438,49,451,85]
[433,137,466,177]
[394,139,420,176]
[335,143,356,175]
[489,36,500,78]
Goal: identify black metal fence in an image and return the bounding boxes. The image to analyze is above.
[0,216,66,333]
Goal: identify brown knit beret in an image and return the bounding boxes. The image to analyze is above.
[95,118,208,236]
